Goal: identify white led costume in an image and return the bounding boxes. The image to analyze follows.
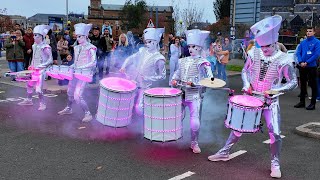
[208,15,297,178]
[171,29,213,154]
[58,23,97,122]
[120,28,166,115]
[18,25,53,111]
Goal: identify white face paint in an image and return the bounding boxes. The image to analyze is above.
[145,39,158,52]
[34,33,43,44]
[188,44,202,57]
[261,43,276,56]
[77,35,87,45]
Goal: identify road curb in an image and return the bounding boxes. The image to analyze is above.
[295,122,320,139]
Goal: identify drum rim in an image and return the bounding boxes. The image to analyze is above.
[100,85,137,93]
[229,95,264,108]
[99,77,137,93]
[229,101,264,109]
[144,87,182,97]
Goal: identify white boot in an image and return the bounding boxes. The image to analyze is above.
[191,141,201,154]
[18,99,33,106]
[208,152,229,162]
[270,166,281,178]
[58,107,73,115]
[38,103,46,111]
[82,112,93,122]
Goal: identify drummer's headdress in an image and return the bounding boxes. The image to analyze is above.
[143,28,165,42]
[33,25,51,37]
[74,23,92,37]
[186,29,210,47]
[250,15,282,46]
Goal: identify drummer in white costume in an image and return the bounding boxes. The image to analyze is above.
[18,25,53,111]
[58,23,97,122]
[120,28,166,115]
[171,29,213,154]
[208,15,297,178]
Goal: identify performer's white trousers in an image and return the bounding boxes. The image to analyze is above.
[26,71,45,104]
[66,78,90,114]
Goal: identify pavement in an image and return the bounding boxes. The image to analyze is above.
[1,50,320,179]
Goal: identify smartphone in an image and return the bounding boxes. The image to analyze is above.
[11,35,16,39]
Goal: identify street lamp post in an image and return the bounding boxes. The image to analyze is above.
[66,0,69,24]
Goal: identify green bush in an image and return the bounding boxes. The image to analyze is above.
[226,64,243,72]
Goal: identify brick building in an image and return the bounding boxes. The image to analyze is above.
[87,0,174,37]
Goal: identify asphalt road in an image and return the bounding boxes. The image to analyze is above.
[0,75,319,180]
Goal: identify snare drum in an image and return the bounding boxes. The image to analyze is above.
[96,77,137,127]
[59,65,74,80]
[143,88,183,142]
[46,65,63,80]
[14,70,35,82]
[225,95,264,133]
[74,68,93,82]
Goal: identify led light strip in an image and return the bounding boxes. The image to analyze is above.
[99,102,131,111]
[97,113,132,121]
[144,114,182,120]
[144,126,183,133]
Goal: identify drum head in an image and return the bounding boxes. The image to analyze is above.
[230,95,264,107]
[100,77,136,92]
[144,88,182,97]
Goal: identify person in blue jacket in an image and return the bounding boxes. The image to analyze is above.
[294,26,320,110]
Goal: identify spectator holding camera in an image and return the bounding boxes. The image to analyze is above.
[4,30,25,81]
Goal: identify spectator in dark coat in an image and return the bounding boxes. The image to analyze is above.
[23,27,34,69]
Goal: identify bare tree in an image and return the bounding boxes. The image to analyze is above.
[181,1,203,28]
[171,0,203,35]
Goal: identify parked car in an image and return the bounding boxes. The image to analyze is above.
[232,39,245,59]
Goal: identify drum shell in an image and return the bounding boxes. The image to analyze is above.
[59,65,74,80]
[96,78,137,127]
[143,88,183,142]
[46,65,64,80]
[74,68,93,82]
[225,95,263,133]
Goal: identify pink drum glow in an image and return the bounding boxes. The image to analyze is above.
[230,95,263,107]
[100,77,136,92]
[144,88,182,96]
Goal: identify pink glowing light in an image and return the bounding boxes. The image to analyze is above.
[100,77,136,92]
[144,114,182,120]
[96,113,132,121]
[59,66,74,80]
[101,93,135,101]
[144,88,182,97]
[74,74,92,82]
[229,95,263,107]
[144,126,183,133]
[144,102,181,107]
[99,102,131,111]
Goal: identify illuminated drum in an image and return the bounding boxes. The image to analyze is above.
[59,65,74,80]
[74,68,93,82]
[96,77,137,127]
[225,95,264,133]
[46,65,63,80]
[143,88,183,142]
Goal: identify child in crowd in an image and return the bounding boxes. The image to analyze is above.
[58,53,73,86]
[206,42,217,76]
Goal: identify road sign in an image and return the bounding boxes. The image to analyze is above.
[147,18,155,28]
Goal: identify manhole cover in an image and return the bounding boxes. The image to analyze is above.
[305,124,320,133]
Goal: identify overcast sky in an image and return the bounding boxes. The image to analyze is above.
[1,0,216,23]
